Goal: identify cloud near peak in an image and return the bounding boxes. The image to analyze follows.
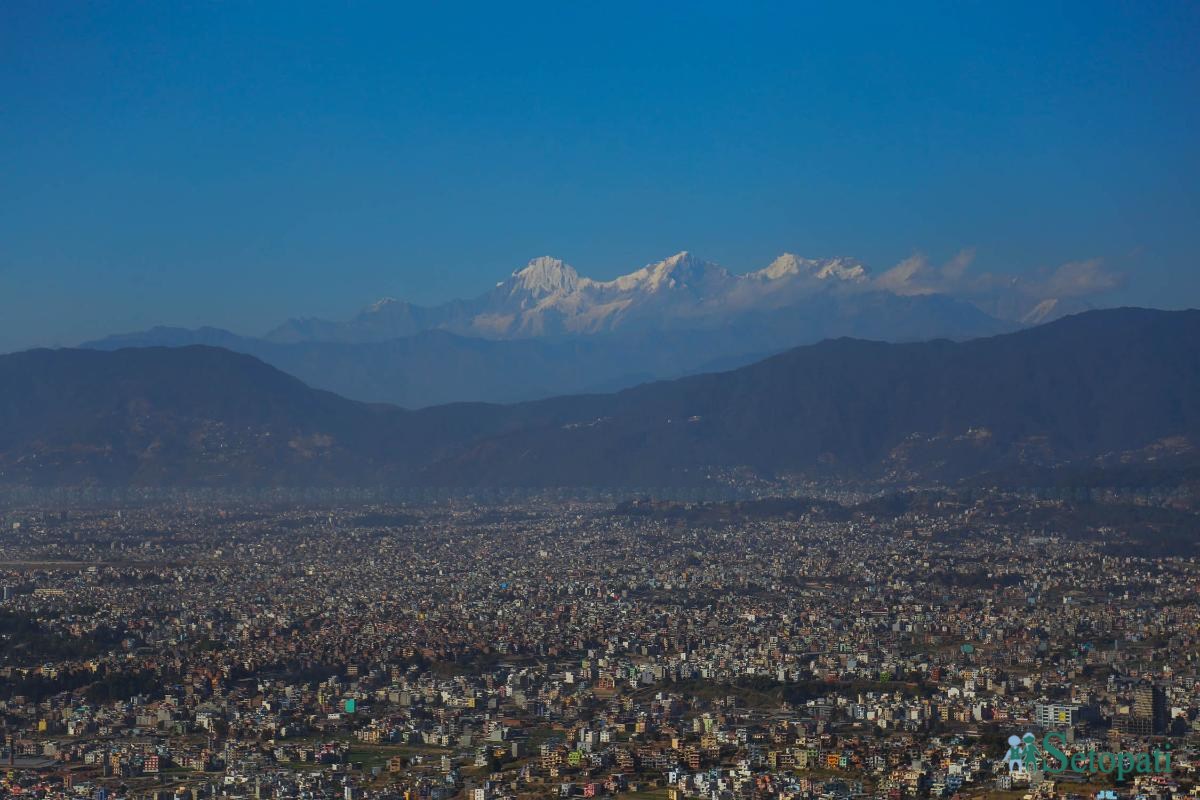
[872,250,1124,321]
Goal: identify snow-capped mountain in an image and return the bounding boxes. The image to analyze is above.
[265,251,882,343]
[752,253,868,283]
[87,250,1045,407]
[497,256,583,300]
[80,249,1122,408]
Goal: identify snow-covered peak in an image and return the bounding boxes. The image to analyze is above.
[754,254,867,283]
[659,250,694,267]
[365,297,400,313]
[508,256,581,297]
[645,251,700,289]
[759,254,806,280]
[816,258,868,282]
[607,251,729,293]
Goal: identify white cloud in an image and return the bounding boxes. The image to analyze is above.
[1038,259,1122,298]
[874,254,935,295]
[872,249,978,296]
[868,250,1123,322]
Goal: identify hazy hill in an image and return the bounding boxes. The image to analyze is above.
[82,252,1013,407]
[9,308,1200,487]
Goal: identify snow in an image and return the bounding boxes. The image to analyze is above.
[509,256,581,297]
[366,297,399,313]
[755,254,867,282]
[350,249,917,340]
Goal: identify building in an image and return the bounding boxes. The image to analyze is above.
[1034,702,1080,729]
[1133,683,1168,734]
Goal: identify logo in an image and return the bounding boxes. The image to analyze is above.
[1005,732,1038,772]
[1002,732,1172,781]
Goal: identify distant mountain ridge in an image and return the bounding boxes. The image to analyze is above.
[84,251,1017,407]
[84,290,1010,408]
[261,250,1004,343]
[13,309,1200,488]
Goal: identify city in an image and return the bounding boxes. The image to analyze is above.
[2,493,1197,800]
[3,4,1198,800]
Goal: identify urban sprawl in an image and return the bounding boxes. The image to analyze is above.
[0,496,1197,800]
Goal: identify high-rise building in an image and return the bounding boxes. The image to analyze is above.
[1134,683,1168,734]
[1118,683,1167,735]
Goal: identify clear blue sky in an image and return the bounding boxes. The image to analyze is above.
[2,2,1197,350]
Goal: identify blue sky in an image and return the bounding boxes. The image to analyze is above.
[2,2,1198,350]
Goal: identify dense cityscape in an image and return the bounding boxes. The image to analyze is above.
[2,494,1197,800]
[5,5,1199,800]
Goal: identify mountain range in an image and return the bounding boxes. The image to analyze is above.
[11,308,1199,489]
[264,252,880,342]
[82,251,1031,407]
